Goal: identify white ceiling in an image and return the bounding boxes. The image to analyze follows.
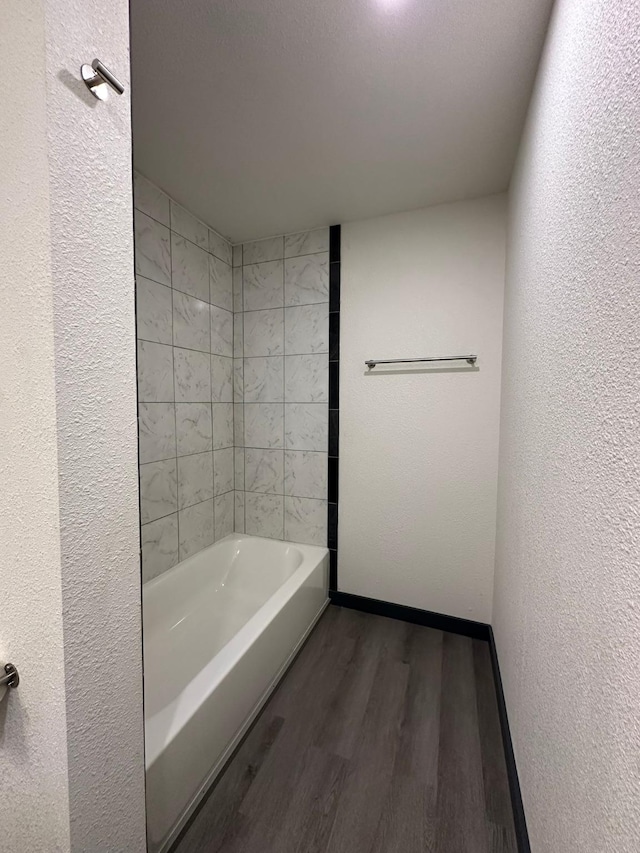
[130,0,553,243]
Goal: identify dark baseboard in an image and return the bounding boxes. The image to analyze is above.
[488,626,531,853]
[329,590,491,641]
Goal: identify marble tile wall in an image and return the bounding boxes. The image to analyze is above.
[134,172,235,582]
[233,230,330,546]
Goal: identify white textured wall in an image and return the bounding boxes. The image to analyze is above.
[340,197,506,623]
[0,4,70,850]
[1,2,146,850]
[494,1,640,850]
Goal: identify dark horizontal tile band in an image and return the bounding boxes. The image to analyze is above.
[488,627,531,853]
[329,224,341,263]
[328,591,491,642]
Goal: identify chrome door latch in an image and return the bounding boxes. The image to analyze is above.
[81,59,125,101]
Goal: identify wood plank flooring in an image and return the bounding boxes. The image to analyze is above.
[174,605,517,853]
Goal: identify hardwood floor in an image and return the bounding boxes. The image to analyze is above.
[174,605,517,853]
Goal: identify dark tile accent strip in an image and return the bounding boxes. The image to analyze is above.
[329,223,341,263]
[329,548,337,590]
[488,627,532,853]
[328,591,491,641]
[329,311,340,362]
[328,457,339,504]
[328,502,338,550]
[329,362,339,410]
[329,263,341,312]
[328,409,339,457]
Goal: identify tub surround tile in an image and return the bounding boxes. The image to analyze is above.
[138,403,176,464]
[234,448,245,490]
[284,496,327,546]
[176,403,212,456]
[284,228,330,258]
[178,451,214,509]
[212,402,234,450]
[245,449,284,495]
[284,451,327,499]
[244,357,284,404]
[137,340,174,402]
[234,491,245,533]
[142,514,179,582]
[210,306,233,357]
[242,236,284,265]
[171,201,208,249]
[136,277,173,345]
[234,403,244,447]
[209,254,233,312]
[233,359,244,402]
[244,403,284,449]
[284,403,328,451]
[134,211,171,286]
[215,492,235,541]
[173,290,210,353]
[234,313,244,358]
[284,253,329,306]
[243,309,284,357]
[284,304,329,355]
[171,232,209,302]
[174,347,211,403]
[284,354,328,403]
[179,499,215,561]
[211,355,233,402]
[243,260,284,311]
[134,172,170,227]
[232,244,243,268]
[209,229,232,266]
[233,268,243,313]
[214,447,235,496]
[140,458,178,524]
[245,493,284,540]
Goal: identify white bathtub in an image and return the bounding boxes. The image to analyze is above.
[143,533,329,852]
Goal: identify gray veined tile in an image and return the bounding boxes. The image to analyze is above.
[284,403,328,451]
[179,499,214,561]
[212,402,234,450]
[215,491,235,541]
[134,211,171,286]
[138,403,176,464]
[137,340,174,402]
[234,448,245,490]
[142,514,178,583]
[234,403,244,447]
[210,305,233,357]
[284,228,330,258]
[233,358,244,402]
[172,290,210,352]
[244,403,284,449]
[171,232,210,302]
[174,347,211,403]
[171,201,208,249]
[140,458,178,524]
[136,276,172,345]
[232,243,243,268]
[243,260,284,311]
[245,493,284,540]
[284,497,327,546]
[211,355,233,402]
[234,491,245,533]
[245,448,284,495]
[177,451,213,509]
[284,451,328,500]
[243,308,284,357]
[244,357,284,403]
[284,304,329,355]
[133,172,170,227]
[242,236,284,265]
[176,403,212,456]
[233,268,243,313]
[284,354,328,402]
[214,447,235,496]
[209,229,232,266]
[233,313,244,358]
[284,253,329,306]
[210,254,233,312]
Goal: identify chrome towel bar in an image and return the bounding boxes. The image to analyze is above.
[365,355,477,369]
